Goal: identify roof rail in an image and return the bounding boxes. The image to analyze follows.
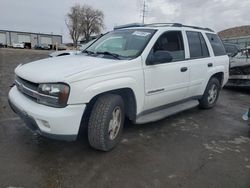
[114,23,144,30]
[145,23,182,27]
[181,24,214,32]
[113,22,214,32]
[113,23,181,30]
[146,23,214,32]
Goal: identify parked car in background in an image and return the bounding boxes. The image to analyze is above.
[57,44,68,51]
[35,44,50,50]
[13,42,25,49]
[224,43,240,57]
[49,50,81,57]
[226,46,250,88]
[80,39,96,50]
[0,43,4,48]
[9,23,229,151]
[49,39,96,57]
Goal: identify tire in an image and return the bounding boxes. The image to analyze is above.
[88,94,125,151]
[199,77,221,109]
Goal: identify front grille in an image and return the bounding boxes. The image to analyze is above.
[15,76,59,105]
[15,76,39,101]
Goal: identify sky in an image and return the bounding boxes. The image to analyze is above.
[1,0,250,43]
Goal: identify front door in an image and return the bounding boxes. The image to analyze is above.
[143,31,190,111]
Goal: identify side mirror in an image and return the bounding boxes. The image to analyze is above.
[147,50,173,65]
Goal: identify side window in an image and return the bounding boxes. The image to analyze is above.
[199,33,209,57]
[150,31,185,63]
[206,33,226,56]
[186,31,209,59]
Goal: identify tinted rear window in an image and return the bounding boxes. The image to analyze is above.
[206,33,226,56]
[186,31,209,58]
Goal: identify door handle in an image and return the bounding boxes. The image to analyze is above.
[180,67,188,72]
[208,63,213,67]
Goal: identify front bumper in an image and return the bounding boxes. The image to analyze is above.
[8,86,86,141]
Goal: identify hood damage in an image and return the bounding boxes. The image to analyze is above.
[226,55,250,88]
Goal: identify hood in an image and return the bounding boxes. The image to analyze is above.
[49,50,77,57]
[15,54,118,83]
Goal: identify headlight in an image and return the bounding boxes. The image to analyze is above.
[37,83,70,108]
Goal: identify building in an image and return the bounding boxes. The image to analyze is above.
[0,30,62,49]
[218,25,250,49]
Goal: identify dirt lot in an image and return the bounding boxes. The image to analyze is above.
[0,48,250,188]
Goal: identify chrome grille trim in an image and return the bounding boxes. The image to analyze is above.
[15,77,58,101]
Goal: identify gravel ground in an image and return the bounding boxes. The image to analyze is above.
[0,48,250,188]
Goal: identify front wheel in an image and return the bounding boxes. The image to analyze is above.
[199,78,221,109]
[88,94,125,151]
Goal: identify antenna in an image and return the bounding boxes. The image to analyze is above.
[141,1,148,24]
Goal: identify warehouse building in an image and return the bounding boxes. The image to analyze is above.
[218,25,250,49]
[0,30,62,49]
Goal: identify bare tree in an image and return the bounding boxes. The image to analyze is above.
[65,5,82,47]
[66,4,104,47]
[81,5,104,42]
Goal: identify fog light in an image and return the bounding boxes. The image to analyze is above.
[40,120,50,128]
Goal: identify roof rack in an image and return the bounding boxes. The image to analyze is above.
[146,23,214,32]
[180,24,214,32]
[144,23,182,27]
[113,22,214,32]
[114,23,144,30]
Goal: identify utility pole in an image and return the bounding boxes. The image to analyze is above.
[142,1,147,24]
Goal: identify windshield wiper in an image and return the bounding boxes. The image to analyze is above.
[96,51,120,59]
[82,50,95,55]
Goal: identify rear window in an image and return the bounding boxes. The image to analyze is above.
[206,33,226,56]
[186,31,209,58]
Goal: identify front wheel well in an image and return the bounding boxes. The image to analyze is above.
[85,88,137,122]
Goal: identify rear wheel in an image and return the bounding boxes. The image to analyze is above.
[88,94,125,151]
[199,77,221,109]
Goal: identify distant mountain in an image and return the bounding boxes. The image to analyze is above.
[218,25,250,39]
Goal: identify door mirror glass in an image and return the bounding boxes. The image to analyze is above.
[148,50,173,64]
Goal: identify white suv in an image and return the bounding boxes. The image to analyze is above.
[8,23,229,151]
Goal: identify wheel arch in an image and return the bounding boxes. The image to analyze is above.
[200,70,225,97]
[211,72,224,87]
[78,87,137,136]
[87,88,137,121]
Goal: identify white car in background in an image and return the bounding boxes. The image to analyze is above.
[49,50,80,57]
[49,39,96,57]
[13,42,25,49]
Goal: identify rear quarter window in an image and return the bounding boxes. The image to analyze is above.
[206,33,226,56]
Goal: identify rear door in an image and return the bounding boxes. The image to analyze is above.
[205,33,229,86]
[143,30,190,110]
[185,31,211,97]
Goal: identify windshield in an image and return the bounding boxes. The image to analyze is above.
[80,39,96,51]
[86,29,156,59]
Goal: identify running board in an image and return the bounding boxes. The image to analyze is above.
[135,100,199,124]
